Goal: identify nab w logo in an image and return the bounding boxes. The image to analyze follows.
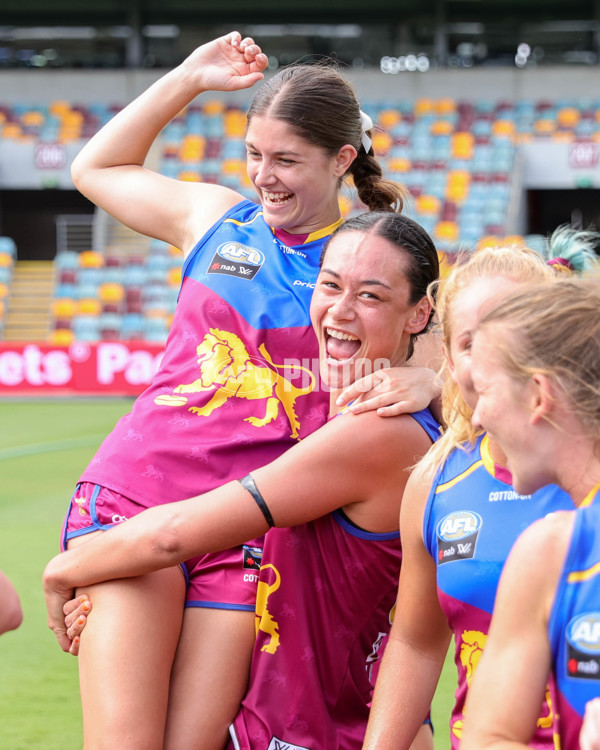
[267,736,311,750]
[436,511,481,565]
[217,241,264,266]
[568,613,600,654]
[437,511,482,542]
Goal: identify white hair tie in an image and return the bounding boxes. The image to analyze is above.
[359,110,373,153]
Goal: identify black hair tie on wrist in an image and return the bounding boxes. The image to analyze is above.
[239,474,275,528]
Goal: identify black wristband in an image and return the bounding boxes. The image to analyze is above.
[238,474,275,528]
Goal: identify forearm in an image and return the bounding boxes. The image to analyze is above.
[363,634,447,749]
[44,503,189,593]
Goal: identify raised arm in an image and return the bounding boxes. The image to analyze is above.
[362,463,452,749]
[70,31,268,255]
[460,512,573,750]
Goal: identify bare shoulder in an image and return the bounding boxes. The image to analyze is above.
[334,408,434,456]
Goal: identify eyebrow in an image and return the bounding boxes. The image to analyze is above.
[320,267,393,291]
[245,141,303,158]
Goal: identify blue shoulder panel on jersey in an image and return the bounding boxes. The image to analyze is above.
[181,200,328,330]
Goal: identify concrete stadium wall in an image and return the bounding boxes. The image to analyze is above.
[0,65,597,106]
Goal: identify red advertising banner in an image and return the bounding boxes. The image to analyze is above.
[0,341,165,395]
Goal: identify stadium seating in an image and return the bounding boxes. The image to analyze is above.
[3,94,597,342]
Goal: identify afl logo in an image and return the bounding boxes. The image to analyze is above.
[217,242,264,266]
[567,613,600,655]
[437,511,482,542]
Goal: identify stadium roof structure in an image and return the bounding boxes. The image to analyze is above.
[1,0,599,26]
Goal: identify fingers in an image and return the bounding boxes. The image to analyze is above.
[336,371,389,409]
[64,595,91,629]
[69,636,81,657]
[67,613,88,642]
[347,394,416,417]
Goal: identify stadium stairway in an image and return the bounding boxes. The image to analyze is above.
[3,261,53,341]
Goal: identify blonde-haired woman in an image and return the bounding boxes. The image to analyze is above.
[461,275,600,750]
[363,229,599,749]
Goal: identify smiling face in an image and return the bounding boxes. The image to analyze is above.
[470,328,544,494]
[309,230,430,391]
[245,115,356,234]
[445,275,522,411]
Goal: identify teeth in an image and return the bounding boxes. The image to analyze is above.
[264,192,293,204]
[327,328,359,342]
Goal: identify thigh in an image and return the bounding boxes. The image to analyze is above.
[70,534,186,750]
[165,607,255,750]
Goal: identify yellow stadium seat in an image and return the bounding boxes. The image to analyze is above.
[534,118,555,135]
[79,250,104,269]
[203,100,226,116]
[167,267,182,287]
[178,170,202,182]
[21,111,45,127]
[224,110,247,138]
[2,122,22,138]
[431,120,454,136]
[99,282,125,304]
[179,134,206,162]
[52,298,78,318]
[386,157,411,173]
[222,159,245,175]
[78,298,102,316]
[0,283,10,299]
[0,252,13,268]
[435,98,457,116]
[416,194,441,215]
[414,98,434,117]
[451,132,474,160]
[557,107,580,129]
[372,131,392,155]
[434,221,459,242]
[48,328,75,346]
[49,100,71,117]
[477,235,503,250]
[378,110,402,129]
[492,120,516,138]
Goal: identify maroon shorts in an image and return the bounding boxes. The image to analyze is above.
[61,482,263,610]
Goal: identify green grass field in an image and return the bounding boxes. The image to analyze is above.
[0,398,455,749]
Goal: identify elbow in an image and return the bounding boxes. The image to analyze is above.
[149,508,188,565]
[2,600,23,635]
[70,153,88,194]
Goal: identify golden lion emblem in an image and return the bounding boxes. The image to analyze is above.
[255,563,281,654]
[453,629,554,739]
[154,328,316,439]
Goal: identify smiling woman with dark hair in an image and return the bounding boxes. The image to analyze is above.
[44,212,440,750]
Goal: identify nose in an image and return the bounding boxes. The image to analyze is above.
[328,292,355,321]
[254,158,275,186]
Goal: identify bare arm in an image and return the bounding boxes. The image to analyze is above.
[460,512,573,750]
[70,31,268,255]
[0,570,23,635]
[580,699,600,750]
[44,410,430,649]
[363,463,452,749]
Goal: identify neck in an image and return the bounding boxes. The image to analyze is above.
[543,428,600,506]
[487,437,509,468]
